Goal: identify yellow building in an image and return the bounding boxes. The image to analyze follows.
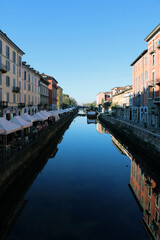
[57,86,63,109]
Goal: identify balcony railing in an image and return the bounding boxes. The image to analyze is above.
[0,101,8,108]
[18,103,25,108]
[28,102,34,107]
[156,79,160,86]
[148,80,154,87]
[0,63,7,73]
[153,97,160,104]
[149,48,155,54]
[12,86,20,93]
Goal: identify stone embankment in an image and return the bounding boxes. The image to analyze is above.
[0,110,77,196]
[99,114,160,166]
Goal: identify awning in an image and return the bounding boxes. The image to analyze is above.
[21,113,37,123]
[33,112,48,121]
[0,117,21,135]
[10,116,32,129]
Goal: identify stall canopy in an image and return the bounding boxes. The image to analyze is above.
[33,112,48,121]
[10,116,32,129]
[49,111,60,122]
[42,110,52,117]
[21,113,37,123]
[39,111,51,118]
[0,117,21,135]
[0,127,4,134]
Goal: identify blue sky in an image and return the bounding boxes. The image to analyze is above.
[1,0,160,104]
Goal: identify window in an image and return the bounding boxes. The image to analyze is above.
[155,209,159,223]
[28,73,30,82]
[12,51,16,63]
[148,199,151,211]
[0,40,2,54]
[156,196,159,208]
[32,85,34,92]
[28,95,30,104]
[19,93,21,103]
[24,94,26,103]
[19,81,21,89]
[13,94,16,103]
[6,92,9,102]
[152,71,155,82]
[32,76,34,84]
[148,186,152,198]
[0,73,2,85]
[24,71,26,80]
[19,68,21,77]
[6,76,10,87]
[18,56,21,66]
[6,60,10,71]
[28,83,30,91]
[13,64,15,74]
[13,78,16,87]
[24,82,26,90]
[152,54,155,66]
[6,45,10,59]
[0,88,2,101]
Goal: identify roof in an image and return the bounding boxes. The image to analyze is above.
[21,113,37,122]
[130,49,148,66]
[41,73,58,83]
[144,24,160,42]
[0,30,25,55]
[10,116,32,129]
[0,117,21,135]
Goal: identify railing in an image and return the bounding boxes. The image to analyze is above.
[18,103,25,108]
[155,79,160,86]
[12,86,20,93]
[0,63,7,73]
[153,97,160,104]
[0,101,8,108]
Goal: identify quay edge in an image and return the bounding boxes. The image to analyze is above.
[0,109,78,197]
[99,114,160,167]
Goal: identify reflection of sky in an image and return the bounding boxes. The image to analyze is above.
[8,116,148,240]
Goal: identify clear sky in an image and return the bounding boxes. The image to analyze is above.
[1,0,160,104]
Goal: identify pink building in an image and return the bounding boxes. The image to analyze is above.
[131,24,160,129]
[96,91,111,112]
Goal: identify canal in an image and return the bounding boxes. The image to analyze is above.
[3,116,153,239]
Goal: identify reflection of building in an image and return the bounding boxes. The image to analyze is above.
[129,158,160,240]
[96,122,105,134]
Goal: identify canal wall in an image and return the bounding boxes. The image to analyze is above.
[99,114,160,167]
[0,110,77,197]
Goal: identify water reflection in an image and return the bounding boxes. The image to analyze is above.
[130,157,160,240]
[0,117,155,239]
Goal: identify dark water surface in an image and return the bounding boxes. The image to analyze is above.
[7,116,149,240]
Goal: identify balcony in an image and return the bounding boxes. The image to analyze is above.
[18,103,25,108]
[0,101,8,108]
[153,97,160,104]
[148,80,154,87]
[156,79,160,86]
[12,86,20,93]
[149,48,155,54]
[28,102,34,107]
[0,63,7,73]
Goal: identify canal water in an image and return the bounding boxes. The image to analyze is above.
[6,116,150,240]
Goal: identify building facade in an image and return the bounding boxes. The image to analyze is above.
[131,24,160,129]
[21,62,40,114]
[39,75,50,109]
[57,86,63,109]
[0,30,25,119]
[41,74,58,110]
[111,85,133,118]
